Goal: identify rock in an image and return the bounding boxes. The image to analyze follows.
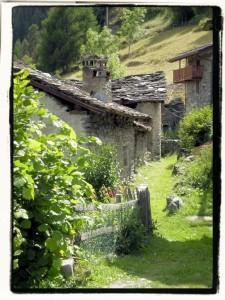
[166,195,183,213]
[61,257,74,278]
[184,155,194,162]
[178,148,191,159]
[172,165,179,175]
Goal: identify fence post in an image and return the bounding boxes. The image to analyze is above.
[136,184,152,236]
[116,193,122,203]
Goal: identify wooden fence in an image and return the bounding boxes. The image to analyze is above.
[74,184,153,241]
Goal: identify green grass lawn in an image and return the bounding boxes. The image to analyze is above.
[78,155,213,289]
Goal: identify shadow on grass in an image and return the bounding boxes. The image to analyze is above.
[145,25,195,49]
[109,234,212,288]
[198,189,212,216]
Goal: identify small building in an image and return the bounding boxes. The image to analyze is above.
[168,43,212,113]
[14,56,166,177]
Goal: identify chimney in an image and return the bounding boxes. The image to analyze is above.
[82,55,112,103]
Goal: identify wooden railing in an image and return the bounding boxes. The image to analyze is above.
[74,185,152,241]
[173,65,203,83]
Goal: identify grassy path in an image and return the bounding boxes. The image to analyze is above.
[82,155,212,289]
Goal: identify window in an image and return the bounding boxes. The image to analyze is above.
[93,70,97,77]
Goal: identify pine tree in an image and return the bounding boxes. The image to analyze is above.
[37,7,98,73]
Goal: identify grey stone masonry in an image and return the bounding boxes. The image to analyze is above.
[185,50,212,113]
[82,55,112,103]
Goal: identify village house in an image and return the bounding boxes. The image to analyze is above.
[14,56,166,177]
[168,43,212,113]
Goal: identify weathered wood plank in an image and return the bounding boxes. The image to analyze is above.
[136,184,152,235]
[74,199,138,212]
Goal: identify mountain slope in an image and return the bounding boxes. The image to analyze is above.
[63,14,212,89]
[120,15,212,84]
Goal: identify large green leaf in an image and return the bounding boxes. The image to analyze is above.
[45,237,58,252]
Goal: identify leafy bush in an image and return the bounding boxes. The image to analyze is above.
[115,211,146,255]
[186,146,212,190]
[174,145,212,216]
[13,70,96,288]
[178,105,212,149]
[81,144,121,201]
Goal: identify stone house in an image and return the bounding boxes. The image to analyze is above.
[14,56,166,177]
[168,43,212,113]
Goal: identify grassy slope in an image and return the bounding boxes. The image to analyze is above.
[120,14,212,84]
[81,155,212,288]
[62,14,212,85]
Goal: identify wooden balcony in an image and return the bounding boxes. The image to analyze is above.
[173,65,203,83]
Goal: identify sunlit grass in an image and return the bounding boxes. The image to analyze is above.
[79,155,213,289]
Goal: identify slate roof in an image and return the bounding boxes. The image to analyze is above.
[112,71,166,104]
[67,71,166,105]
[168,43,213,62]
[13,63,151,122]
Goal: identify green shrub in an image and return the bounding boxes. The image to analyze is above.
[186,146,212,190]
[178,105,212,149]
[81,144,121,201]
[174,145,212,216]
[13,70,96,288]
[115,211,146,255]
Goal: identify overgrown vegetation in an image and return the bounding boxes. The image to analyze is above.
[115,211,146,255]
[178,105,212,149]
[81,143,121,202]
[13,70,100,288]
[173,144,212,216]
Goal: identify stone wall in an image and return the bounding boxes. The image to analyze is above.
[39,94,149,177]
[162,98,185,130]
[161,137,180,156]
[40,94,88,135]
[186,50,212,113]
[134,131,148,166]
[84,113,138,177]
[136,102,162,160]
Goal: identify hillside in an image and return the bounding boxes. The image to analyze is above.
[120,15,212,84]
[63,14,212,89]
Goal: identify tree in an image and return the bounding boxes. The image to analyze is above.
[26,24,40,59]
[81,27,125,79]
[119,8,146,56]
[13,6,48,42]
[14,38,29,60]
[14,39,23,59]
[37,7,98,73]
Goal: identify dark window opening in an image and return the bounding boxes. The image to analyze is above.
[196,80,200,94]
[123,146,128,167]
[93,70,97,77]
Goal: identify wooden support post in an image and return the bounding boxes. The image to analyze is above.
[127,187,133,200]
[116,193,122,203]
[136,184,152,235]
